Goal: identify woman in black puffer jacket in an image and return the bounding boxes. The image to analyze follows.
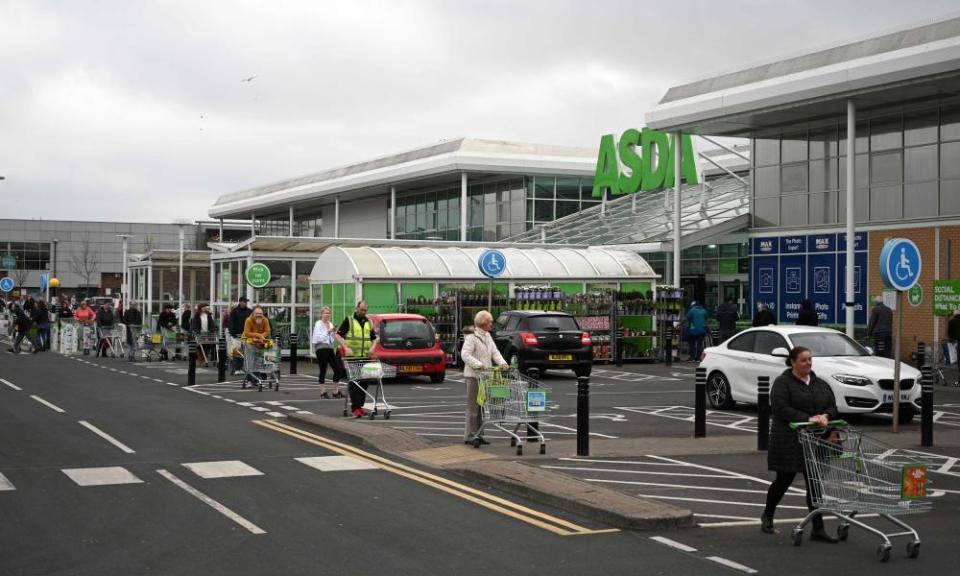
[761,345,839,542]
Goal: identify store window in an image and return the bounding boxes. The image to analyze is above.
[0,242,51,271]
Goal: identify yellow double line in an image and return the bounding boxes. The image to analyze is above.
[255,419,619,537]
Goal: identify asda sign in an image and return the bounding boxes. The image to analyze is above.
[593,128,698,197]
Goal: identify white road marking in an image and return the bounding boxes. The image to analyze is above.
[153,378,164,383]
[250,406,271,412]
[0,472,15,491]
[265,401,283,405]
[157,469,266,535]
[78,420,136,453]
[62,466,143,487]
[265,412,286,418]
[166,382,179,386]
[939,457,958,474]
[585,478,802,495]
[706,556,757,574]
[0,378,22,391]
[182,460,264,479]
[237,402,255,407]
[141,375,151,379]
[224,398,237,403]
[539,465,734,479]
[698,513,881,528]
[649,536,697,552]
[296,455,379,472]
[280,406,299,411]
[646,455,806,494]
[30,395,66,413]
[637,494,808,509]
[296,410,313,415]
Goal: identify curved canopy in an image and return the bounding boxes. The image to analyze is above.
[310,246,656,283]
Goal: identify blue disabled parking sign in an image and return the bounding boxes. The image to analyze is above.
[879,238,921,292]
[0,277,14,292]
[479,249,506,278]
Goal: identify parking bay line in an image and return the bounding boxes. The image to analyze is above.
[78,420,136,454]
[0,378,22,391]
[254,419,618,537]
[157,469,265,535]
[30,395,66,413]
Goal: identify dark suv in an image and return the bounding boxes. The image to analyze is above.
[490,311,592,377]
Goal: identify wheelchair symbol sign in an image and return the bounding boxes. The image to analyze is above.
[478,249,507,278]
[879,238,921,292]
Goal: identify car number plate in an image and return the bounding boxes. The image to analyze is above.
[548,354,573,361]
[882,393,909,402]
[398,365,422,373]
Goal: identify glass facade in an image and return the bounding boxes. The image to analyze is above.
[751,101,960,227]
[643,241,750,318]
[394,175,597,241]
[256,210,324,237]
[0,242,51,270]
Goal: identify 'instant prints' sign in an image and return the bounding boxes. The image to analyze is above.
[526,390,547,412]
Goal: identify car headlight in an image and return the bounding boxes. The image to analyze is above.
[833,374,872,387]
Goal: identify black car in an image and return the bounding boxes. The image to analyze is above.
[488,310,592,377]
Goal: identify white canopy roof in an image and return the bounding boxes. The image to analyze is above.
[310,246,657,283]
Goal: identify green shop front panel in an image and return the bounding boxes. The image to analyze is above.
[362,282,398,315]
[401,283,435,304]
[620,282,652,295]
[552,282,584,297]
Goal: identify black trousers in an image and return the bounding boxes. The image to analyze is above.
[763,469,824,530]
[349,380,369,411]
[315,348,343,384]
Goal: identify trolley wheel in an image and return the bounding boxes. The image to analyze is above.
[539,444,546,455]
[907,540,920,559]
[837,523,850,541]
[516,445,523,456]
[473,438,481,448]
[791,529,803,546]
[384,411,391,420]
[877,543,891,562]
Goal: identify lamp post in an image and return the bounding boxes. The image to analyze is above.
[178,225,185,310]
[52,237,59,303]
[116,234,130,309]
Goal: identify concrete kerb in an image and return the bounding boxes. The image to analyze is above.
[288,412,695,531]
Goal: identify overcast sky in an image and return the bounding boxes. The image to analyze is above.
[2,0,959,223]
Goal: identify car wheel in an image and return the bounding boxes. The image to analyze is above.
[430,372,445,384]
[707,371,735,409]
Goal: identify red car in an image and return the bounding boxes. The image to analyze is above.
[369,313,446,383]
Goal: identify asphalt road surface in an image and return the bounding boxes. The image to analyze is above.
[4,348,960,575]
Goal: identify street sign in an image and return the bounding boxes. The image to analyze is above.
[0,277,14,292]
[934,279,960,316]
[478,249,506,278]
[1,255,15,269]
[879,238,921,292]
[245,262,271,288]
[908,284,923,307]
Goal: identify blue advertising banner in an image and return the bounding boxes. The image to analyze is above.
[753,237,778,256]
[751,232,869,326]
[779,255,806,323]
[807,253,837,324]
[807,233,836,253]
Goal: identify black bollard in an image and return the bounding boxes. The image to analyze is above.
[577,375,590,456]
[187,338,197,386]
[916,342,925,369]
[217,336,227,382]
[921,366,934,447]
[289,331,298,375]
[664,325,673,367]
[695,367,707,438]
[757,375,770,451]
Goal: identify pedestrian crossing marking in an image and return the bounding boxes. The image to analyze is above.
[182,460,264,479]
[62,466,144,487]
[295,455,380,472]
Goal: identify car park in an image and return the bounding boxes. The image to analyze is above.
[369,313,446,383]
[487,310,593,377]
[698,326,922,422]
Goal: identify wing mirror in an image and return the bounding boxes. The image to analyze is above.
[864,346,875,356]
[771,347,789,358]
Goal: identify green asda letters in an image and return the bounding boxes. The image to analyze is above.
[593,128,698,197]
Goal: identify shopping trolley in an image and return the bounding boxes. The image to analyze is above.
[79,323,96,355]
[473,367,550,455]
[242,339,280,391]
[160,327,183,360]
[341,358,397,420]
[96,325,125,358]
[791,421,932,561]
[128,325,160,362]
[195,332,219,367]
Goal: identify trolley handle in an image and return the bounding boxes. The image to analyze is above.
[789,419,848,430]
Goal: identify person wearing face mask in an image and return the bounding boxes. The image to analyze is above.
[761,346,839,543]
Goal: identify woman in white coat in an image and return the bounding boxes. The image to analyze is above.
[460,310,508,444]
[312,306,346,398]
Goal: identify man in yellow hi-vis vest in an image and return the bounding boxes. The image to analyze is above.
[338,300,378,418]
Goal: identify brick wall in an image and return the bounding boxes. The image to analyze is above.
[868,225,960,361]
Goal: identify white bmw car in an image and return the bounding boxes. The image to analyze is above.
[698,326,922,423]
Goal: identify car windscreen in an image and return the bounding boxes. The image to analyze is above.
[525,315,579,331]
[379,320,435,347]
[789,332,868,357]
